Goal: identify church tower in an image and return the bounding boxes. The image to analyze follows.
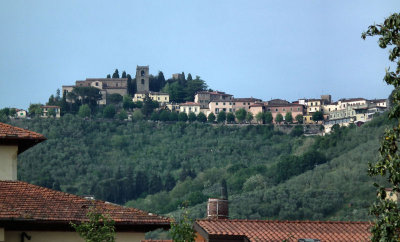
[136,65,149,93]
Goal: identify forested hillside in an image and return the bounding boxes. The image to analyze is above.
[9,114,391,221]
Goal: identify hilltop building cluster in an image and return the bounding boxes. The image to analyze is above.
[58,65,388,132]
[3,65,386,134]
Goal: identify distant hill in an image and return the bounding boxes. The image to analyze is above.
[10,113,391,221]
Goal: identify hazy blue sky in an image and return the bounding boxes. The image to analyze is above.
[0,0,398,109]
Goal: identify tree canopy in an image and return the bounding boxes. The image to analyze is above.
[363,12,400,241]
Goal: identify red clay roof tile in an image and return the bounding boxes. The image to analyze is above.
[0,122,46,140]
[0,181,170,227]
[195,219,371,242]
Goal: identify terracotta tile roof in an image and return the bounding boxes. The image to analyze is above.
[0,181,170,231]
[195,219,371,242]
[181,102,200,106]
[233,98,262,102]
[0,122,46,140]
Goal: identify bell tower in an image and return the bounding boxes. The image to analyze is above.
[136,65,149,93]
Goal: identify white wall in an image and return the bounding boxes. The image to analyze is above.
[0,146,18,180]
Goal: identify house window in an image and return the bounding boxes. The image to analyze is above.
[223,103,226,105]
[248,102,250,105]
[158,97,160,100]
[297,108,300,111]
[283,108,286,111]
[243,102,246,105]
[275,109,278,112]
[165,97,167,100]
[95,82,99,86]
[267,108,271,111]
[116,83,118,87]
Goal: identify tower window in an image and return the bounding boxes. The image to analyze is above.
[141,70,145,76]
[141,79,144,84]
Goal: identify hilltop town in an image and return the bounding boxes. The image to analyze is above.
[1,65,388,134]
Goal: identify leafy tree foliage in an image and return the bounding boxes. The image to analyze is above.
[141,94,157,117]
[312,111,324,122]
[127,74,136,96]
[78,105,91,118]
[71,208,116,242]
[112,69,119,78]
[246,112,254,123]
[69,87,102,109]
[122,95,134,110]
[217,111,226,123]
[160,110,171,122]
[29,104,43,117]
[107,94,123,105]
[169,112,179,122]
[362,13,400,241]
[103,105,116,119]
[121,71,127,78]
[295,114,303,124]
[226,112,235,123]
[178,112,188,122]
[235,108,247,123]
[285,112,293,123]
[275,113,283,124]
[265,112,273,124]
[170,206,196,242]
[197,112,207,123]
[255,112,264,124]
[11,113,390,222]
[117,110,128,121]
[188,112,197,122]
[132,110,144,122]
[208,113,216,123]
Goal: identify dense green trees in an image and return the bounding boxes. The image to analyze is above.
[178,112,188,122]
[107,94,123,105]
[188,112,197,122]
[208,113,216,123]
[235,109,246,123]
[312,111,324,122]
[217,111,226,123]
[103,105,116,118]
[295,114,303,124]
[275,113,283,124]
[285,112,293,123]
[226,112,235,123]
[362,12,400,241]
[78,105,91,118]
[197,112,207,123]
[10,113,388,222]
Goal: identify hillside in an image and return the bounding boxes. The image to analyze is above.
[9,114,391,221]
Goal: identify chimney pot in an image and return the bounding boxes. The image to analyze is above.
[207,198,229,219]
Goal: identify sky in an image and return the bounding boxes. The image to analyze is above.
[0,0,399,110]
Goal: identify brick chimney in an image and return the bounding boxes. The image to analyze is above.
[207,198,229,219]
[207,179,229,219]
